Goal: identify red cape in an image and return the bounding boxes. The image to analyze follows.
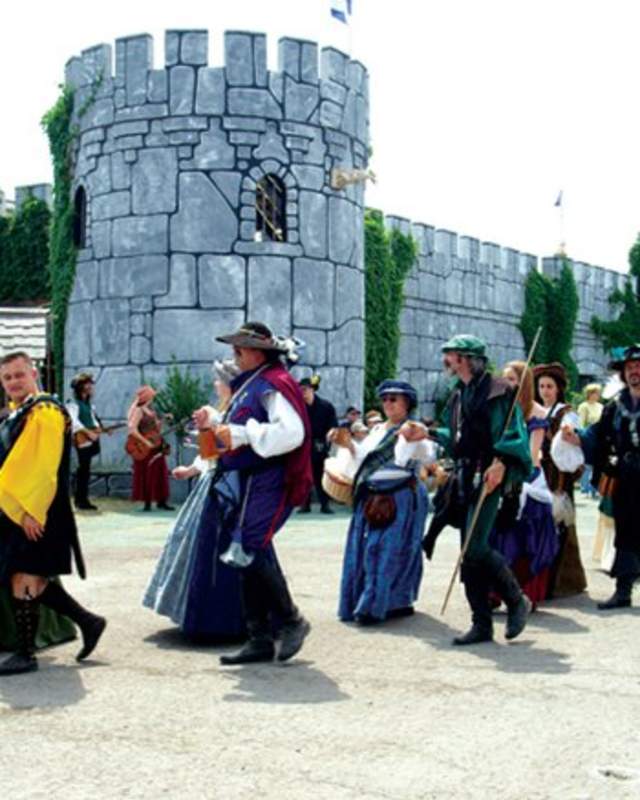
[262,363,313,507]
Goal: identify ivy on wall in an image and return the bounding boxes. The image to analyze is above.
[0,196,51,303]
[520,256,580,387]
[41,86,76,389]
[591,233,640,351]
[364,209,417,409]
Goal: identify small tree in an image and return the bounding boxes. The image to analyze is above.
[592,233,640,350]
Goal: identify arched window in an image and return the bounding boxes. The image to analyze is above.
[256,174,286,242]
[73,186,87,248]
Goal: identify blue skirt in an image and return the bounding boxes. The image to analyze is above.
[143,471,246,639]
[491,496,559,576]
[339,483,429,622]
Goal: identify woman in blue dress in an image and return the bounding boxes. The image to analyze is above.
[334,380,436,624]
[142,361,245,640]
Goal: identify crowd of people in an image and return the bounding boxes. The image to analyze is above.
[0,322,638,675]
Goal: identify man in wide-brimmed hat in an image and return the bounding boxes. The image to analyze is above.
[425,334,533,645]
[564,343,640,609]
[298,374,338,514]
[66,372,102,510]
[193,321,313,664]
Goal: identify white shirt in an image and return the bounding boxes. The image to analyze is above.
[347,422,437,470]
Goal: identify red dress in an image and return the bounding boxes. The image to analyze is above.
[130,409,170,504]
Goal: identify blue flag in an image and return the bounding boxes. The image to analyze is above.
[331,0,353,24]
[554,190,563,207]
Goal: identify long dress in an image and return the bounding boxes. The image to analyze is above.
[541,403,587,598]
[142,458,245,640]
[491,417,559,604]
[130,408,170,504]
[338,425,436,622]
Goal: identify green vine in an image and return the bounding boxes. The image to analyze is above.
[520,256,580,388]
[364,209,417,409]
[0,196,51,304]
[591,233,640,350]
[42,85,76,390]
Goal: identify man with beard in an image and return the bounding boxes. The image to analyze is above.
[298,375,338,514]
[564,344,640,609]
[0,351,106,675]
[425,335,532,645]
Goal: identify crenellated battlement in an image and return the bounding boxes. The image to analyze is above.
[64,30,368,145]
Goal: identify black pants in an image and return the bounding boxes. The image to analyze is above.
[75,443,98,504]
[241,549,296,637]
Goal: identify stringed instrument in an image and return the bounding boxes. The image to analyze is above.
[125,417,190,462]
[74,423,126,448]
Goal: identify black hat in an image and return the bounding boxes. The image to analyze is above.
[299,375,321,390]
[608,344,640,372]
[216,321,289,352]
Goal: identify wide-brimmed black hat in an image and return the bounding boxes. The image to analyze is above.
[216,321,289,352]
[608,344,640,372]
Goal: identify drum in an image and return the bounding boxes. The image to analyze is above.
[321,458,354,506]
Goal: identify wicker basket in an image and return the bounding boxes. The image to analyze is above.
[322,459,354,506]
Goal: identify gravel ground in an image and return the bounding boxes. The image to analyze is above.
[1,495,638,799]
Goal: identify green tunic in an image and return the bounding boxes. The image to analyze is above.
[0,583,76,651]
[435,373,532,561]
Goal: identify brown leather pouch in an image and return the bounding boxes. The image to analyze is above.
[363,494,397,528]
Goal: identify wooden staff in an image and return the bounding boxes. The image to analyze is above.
[440,326,543,615]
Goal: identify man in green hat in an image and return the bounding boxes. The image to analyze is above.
[425,334,533,645]
[563,343,640,609]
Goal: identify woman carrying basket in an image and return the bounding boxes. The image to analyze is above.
[331,380,437,624]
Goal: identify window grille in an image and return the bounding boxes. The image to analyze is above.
[255,174,286,242]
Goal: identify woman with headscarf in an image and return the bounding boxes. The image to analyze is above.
[533,362,587,598]
[333,380,437,624]
[142,360,245,640]
[127,385,173,512]
[490,361,559,607]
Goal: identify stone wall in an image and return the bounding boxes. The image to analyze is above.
[63,30,369,467]
[388,216,628,414]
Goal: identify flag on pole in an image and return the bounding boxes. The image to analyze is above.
[554,190,563,207]
[331,0,353,24]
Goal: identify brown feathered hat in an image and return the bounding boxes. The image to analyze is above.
[532,362,568,392]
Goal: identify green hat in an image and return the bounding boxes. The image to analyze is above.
[441,334,487,359]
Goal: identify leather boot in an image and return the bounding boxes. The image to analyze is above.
[453,562,493,646]
[278,616,311,662]
[38,582,107,661]
[220,634,275,665]
[598,575,633,610]
[0,597,39,675]
[487,554,531,641]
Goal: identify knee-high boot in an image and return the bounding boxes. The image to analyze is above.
[453,562,494,645]
[598,574,634,610]
[0,596,39,675]
[485,552,531,640]
[38,582,106,662]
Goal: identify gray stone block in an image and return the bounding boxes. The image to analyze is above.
[253,34,268,87]
[329,197,354,264]
[130,314,145,335]
[99,255,169,297]
[92,299,130,364]
[148,69,168,103]
[65,302,92,365]
[112,121,149,138]
[164,31,180,67]
[189,120,234,169]
[336,266,364,325]
[80,98,114,130]
[130,336,151,364]
[70,260,99,302]
[290,165,324,190]
[222,116,267,132]
[321,48,348,86]
[199,255,246,308]
[113,134,144,151]
[195,67,225,115]
[92,221,111,258]
[293,328,326,364]
[209,172,242,208]
[345,367,364,407]
[153,309,245,361]
[155,254,197,307]
[112,215,168,256]
[321,81,347,104]
[87,156,112,196]
[124,150,139,164]
[93,191,131,220]
[314,366,346,410]
[328,319,364,366]
[121,35,152,107]
[169,66,195,115]
[225,32,253,86]
[320,101,343,129]
[293,259,334,329]
[168,131,200,145]
[132,148,178,214]
[305,130,327,165]
[111,152,131,190]
[178,146,192,159]
[163,117,209,132]
[130,296,152,312]
[228,89,282,119]
[254,125,289,163]
[248,256,292,334]
[171,173,238,252]
[181,31,208,65]
[94,365,142,419]
[285,79,319,122]
[299,191,327,258]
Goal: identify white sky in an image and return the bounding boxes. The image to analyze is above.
[1,0,638,272]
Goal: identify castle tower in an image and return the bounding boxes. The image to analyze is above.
[63,30,369,464]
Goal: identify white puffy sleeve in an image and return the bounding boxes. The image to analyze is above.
[228,391,304,457]
[394,436,438,467]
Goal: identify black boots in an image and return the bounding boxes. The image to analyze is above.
[598,575,634,610]
[220,634,275,665]
[454,562,493,646]
[492,560,532,640]
[277,616,311,662]
[0,597,39,676]
[38,582,107,662]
